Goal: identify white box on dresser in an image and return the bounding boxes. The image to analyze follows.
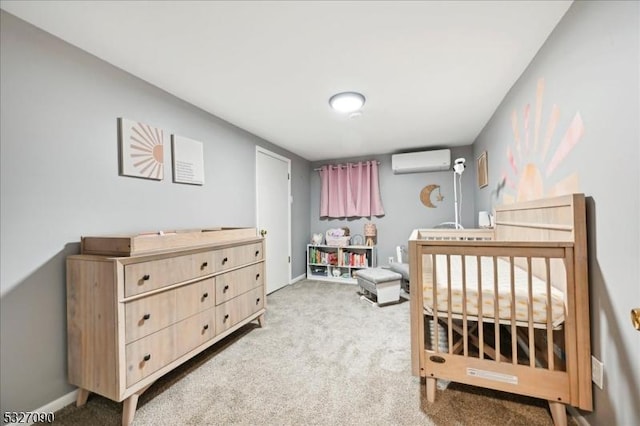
[66,228,265,426]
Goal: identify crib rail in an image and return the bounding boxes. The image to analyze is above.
[411,228,494,241]
[409,239,583,407]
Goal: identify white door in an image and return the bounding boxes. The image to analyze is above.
[256,147,291,294]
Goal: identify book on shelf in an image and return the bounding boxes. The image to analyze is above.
[308,247,338,265]
[339,252,368,267]
[309,245,370,268]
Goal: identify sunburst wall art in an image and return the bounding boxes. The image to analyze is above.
[501,78,583,204]
[118,117,165,180]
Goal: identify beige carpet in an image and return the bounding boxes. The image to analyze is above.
[53,280,573,425]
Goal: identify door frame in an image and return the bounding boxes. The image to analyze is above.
[255,146,292,288]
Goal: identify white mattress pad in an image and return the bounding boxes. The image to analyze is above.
[423,256,565,327]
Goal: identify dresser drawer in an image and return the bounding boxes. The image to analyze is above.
[125,278,214,343]
[215,263,264,305]
[216,286,264,334]
[124,251,215,297]
[125,309,215,387]
[213,242,263,272]
[175,278,215,320]
[125,288,176,344]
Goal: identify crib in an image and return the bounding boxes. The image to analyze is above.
[409,194,592,426]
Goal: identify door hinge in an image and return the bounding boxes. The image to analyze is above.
[288,173,290,180]
[288,256,291,263]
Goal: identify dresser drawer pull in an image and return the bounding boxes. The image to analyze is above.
[142,313,151,320]
[224,314,229,322]
[222,257,228,265]
[255,250,260,257]
[256,273,260,280]
[202,292,209,299]
[142,274,150,281]
[256,298,261,305]
[223,285,229,293]
[143,354,151,362]
[203,324,209,330]
[201,262,208,270]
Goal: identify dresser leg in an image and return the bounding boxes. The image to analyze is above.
[257,313,266,327]
[425,377,436,403]
[122,393,139,426]
[122,383,153,426]
[76,388,90,406]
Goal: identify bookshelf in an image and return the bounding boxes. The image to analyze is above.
[306,244,377,284]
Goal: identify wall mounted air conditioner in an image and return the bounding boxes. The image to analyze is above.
[391,149,451,174]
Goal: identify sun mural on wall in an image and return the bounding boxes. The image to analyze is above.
[501,78,583,204]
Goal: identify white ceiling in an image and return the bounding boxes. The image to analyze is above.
[1,1,572,161]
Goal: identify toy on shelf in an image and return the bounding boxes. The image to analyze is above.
[364,223,377,246]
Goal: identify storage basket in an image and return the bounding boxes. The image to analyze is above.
[325,233,351,247]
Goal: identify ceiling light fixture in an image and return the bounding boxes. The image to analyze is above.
[329,92,365,113]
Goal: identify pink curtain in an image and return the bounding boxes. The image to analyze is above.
[319,161,385,218]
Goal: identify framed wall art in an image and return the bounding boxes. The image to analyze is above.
[171,134,204,185]
[477,151,488,188]
[118,118,165,180]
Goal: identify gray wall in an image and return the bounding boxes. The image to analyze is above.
[291,157,311,279]
[0,11,310,414]
[473,1,639,424]
[309,146,476,266]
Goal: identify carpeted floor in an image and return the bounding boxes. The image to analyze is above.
[53,280,573,425]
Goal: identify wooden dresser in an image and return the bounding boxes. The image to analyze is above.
[66,228,265,425]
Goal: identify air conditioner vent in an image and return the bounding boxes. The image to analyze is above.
[391,149,451,174]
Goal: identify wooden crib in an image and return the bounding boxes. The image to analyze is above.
[409,194,592,426]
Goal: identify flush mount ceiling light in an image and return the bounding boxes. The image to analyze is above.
[329,92,366,113]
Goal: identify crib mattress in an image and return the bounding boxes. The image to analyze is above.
[423,256,565,327]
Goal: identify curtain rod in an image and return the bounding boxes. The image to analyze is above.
[313,161,381,171]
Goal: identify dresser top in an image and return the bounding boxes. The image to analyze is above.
[80,227,258,257]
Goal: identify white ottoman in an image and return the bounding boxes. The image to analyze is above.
[355,268,402,306]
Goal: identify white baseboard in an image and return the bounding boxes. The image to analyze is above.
[290,273,306,284]
[6,389,77,426]
[568,406,590,426]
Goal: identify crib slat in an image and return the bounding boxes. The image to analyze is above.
[527,257,535,368]
[447,254,453,354]
[461,255,468,357]
[546,257,554,370]
[493,256,500,363]
[510,257,517,365]
[433,254,439,353]
[477,256,484,360]
[564,247,580,406]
